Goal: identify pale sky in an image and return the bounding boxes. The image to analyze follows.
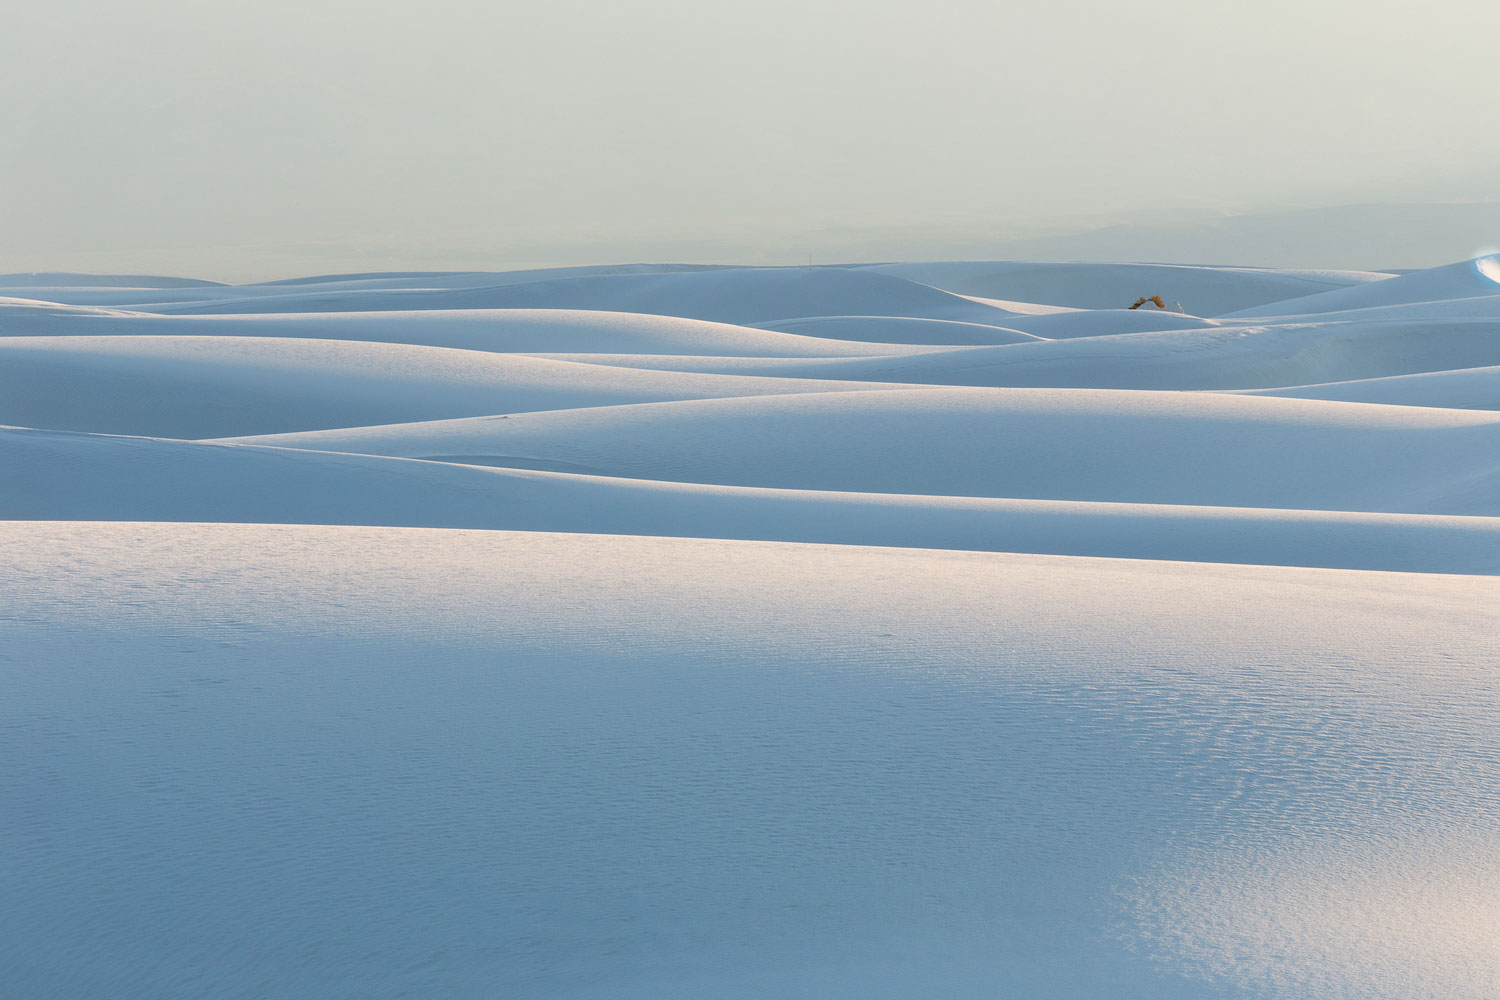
[5,0,1499,279]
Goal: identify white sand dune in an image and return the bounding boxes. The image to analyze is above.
[753,304,1226,346]
[4,523,1497,999]
[517,351,956,375]
[0,300,927,357]
[128,266,1027,325]
[221,388,1500,514]
[1227,291,1500,325]
[5,254,1499,1000]
[7,424,1498,574]
[0,272,228,289]
[659,316,1500,389]
[0,285,304,307]
[0,335,929,437]
[749,314,1047,345]
[0,263,722,305]
[247,261,729,290]
[1240,365,1500,410]
[861,260,1393,314]
[1223,254,1500,318]
[968,306,1222,338]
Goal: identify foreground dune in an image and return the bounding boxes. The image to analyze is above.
[3,256,1498,999]
[4,524,1497,999]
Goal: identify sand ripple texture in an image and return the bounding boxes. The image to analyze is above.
[3,258,1499,998]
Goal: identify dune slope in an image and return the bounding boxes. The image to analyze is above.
[3,524,1498,1000]
[0,335,927,437]
[7,425,1499,573]
[222,388,1500,514]
[3,256,1498,1000]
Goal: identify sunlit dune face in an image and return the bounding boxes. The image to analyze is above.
[1127,831,1500,998]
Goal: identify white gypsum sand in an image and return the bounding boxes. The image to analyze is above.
[3,256,1499,999]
